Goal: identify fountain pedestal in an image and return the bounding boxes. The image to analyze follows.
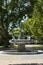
[18,44,25,52]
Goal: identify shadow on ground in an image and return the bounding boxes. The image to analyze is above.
[9,63,43,65]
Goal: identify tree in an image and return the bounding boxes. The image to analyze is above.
[25,0,43,39]
[0,0,11,47]
[0,0,31,47]
[22,20,31,36]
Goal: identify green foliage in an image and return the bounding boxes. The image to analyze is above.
[22,0,43,39]
[25,0,43,39]
[34,40,38,44]
[0,0,43,47]
[12,27,20,39]
[0,0,31,46]
[22,20,31,36]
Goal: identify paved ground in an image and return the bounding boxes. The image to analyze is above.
[0,45,43,65]
[0,51,43,65]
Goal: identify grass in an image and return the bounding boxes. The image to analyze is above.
[10,44,18,48]
[0,46,4,48]
[32,45,43,49]
[14,45,18,48]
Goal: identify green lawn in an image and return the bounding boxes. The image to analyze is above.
[32,45,43,49]
[0,46,4,48]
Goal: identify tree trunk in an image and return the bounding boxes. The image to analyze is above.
[4,31,10,48]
